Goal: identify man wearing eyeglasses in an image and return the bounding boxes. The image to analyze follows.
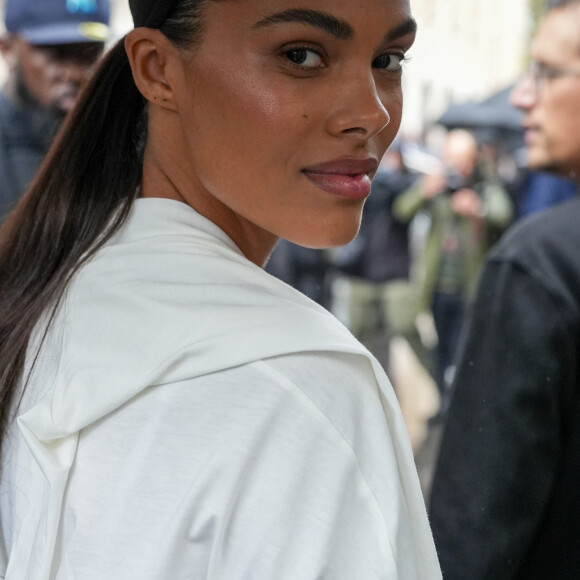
[429,1,580,579]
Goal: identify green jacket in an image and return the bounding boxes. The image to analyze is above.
[393,178,513,310]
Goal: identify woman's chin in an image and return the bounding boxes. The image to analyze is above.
[285,221,362,250]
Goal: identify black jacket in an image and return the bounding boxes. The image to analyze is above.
[0,92,58,219]
[429,195,580,579]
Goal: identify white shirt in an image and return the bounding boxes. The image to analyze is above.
[0,199,441,579]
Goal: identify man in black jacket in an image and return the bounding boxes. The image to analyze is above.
[0,0,110,220]
[429,1,580,578]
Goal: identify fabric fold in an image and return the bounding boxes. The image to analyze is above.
[3,198,439,579]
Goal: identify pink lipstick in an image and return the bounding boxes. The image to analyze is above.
[302,157,379,200]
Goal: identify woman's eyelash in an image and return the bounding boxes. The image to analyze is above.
[284,47,325,69]
[282,46,411,74]
[372,53,410,71]
[284,48,410,67]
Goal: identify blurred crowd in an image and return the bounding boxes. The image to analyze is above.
[268,128,576,414]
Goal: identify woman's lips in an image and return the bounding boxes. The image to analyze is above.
[302,157,378,200]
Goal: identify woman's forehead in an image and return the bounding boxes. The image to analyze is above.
[202,0,415,38]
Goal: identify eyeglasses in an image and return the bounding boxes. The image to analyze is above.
[526,61,580,91]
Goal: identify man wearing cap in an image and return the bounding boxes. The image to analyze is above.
[0,0,110,219]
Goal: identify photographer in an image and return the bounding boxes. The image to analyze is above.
[393,129,513,413]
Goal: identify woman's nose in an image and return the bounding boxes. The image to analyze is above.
[325,71,392,140]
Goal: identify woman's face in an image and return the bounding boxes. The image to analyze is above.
[149,0,416,264]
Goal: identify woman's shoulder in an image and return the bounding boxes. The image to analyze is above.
[261,350,382,430]
[26,213,371,442]
[88,350,384,454]
[54,352,431,579]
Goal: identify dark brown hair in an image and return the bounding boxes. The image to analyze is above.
[0,0,209,448]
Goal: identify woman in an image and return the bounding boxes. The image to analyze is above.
[0,0,441,577]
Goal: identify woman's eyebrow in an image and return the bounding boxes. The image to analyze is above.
[254,10,417,45]
[384,17,417,43]
[254,9,354,41]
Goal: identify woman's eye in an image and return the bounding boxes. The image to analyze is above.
[373,53,405,71]
[285,48,324,69]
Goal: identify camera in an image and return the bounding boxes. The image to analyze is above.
[445,170,472,194]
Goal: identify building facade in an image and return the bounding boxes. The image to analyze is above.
[402,0,531,135]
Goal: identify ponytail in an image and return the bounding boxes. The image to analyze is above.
[0,37,145,437]
[0,0,209,455]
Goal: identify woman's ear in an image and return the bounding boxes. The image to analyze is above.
[125,28,179,111]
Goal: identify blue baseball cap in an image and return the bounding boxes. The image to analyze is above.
[5,0,111,45]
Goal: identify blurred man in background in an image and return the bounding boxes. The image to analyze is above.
[330,144,433,376]
[393,129,513,409]
[0,0,110,219]
[429,1,580,578]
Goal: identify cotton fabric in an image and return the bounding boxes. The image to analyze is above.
[0,198,441,579]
